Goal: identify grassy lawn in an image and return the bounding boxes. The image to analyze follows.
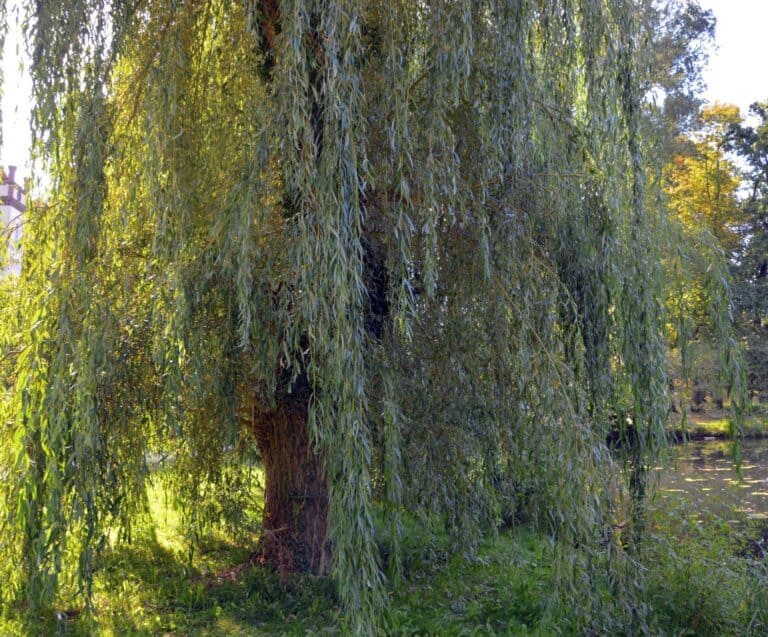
[2,475,768,635]
[0,485,552,636]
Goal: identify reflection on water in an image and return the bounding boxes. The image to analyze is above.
[652,439,768,521]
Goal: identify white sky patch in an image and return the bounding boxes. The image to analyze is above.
[1,1,32,182]
[700,0,768,120]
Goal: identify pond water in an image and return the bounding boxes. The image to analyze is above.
[652,438,768,522]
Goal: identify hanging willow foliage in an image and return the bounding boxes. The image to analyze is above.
[0,0,746,634]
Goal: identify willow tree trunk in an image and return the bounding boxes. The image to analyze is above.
[251,401,331,576]
[246,0,376,578]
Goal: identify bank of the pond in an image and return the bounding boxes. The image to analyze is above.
[667,413,768,442]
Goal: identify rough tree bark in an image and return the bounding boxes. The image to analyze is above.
[249,394,331,575]
[244,0,389,577]
[242,0,330,577]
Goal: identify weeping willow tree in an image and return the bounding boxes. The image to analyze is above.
[0,0,744,633]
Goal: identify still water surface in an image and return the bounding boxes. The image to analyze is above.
[653,439,768,521]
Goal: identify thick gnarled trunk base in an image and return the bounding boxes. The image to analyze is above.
[251,402,331,576]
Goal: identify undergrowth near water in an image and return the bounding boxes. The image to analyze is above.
[643,500,768,636]
[2,482,768,636]
[669,413,768,440]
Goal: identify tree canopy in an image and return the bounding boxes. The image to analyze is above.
[0,0,745,633]
[729,102,768,325]
[639,0,715,148]
[665,104,742,253]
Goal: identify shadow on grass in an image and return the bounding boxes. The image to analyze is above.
[6,507,554,636]
[98,536,341,636]
[5,534,340,636]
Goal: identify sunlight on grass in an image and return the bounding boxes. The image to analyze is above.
[146,481,185,555]
[670,414,768,439]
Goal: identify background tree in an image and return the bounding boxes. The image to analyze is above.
[638,0,716,157]
[0,0,744,633]
[655,100,749,427]
[665,104,742,254]
[728,102,768,395]
[635,2,745,427]
[729,102,768,326]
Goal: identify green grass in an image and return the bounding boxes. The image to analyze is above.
[388,526,551,636]
[3,480,768,635]
[0,480,343,636]
[642,500,768,636]
[0,509,550,635]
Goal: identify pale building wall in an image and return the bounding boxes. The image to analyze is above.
[0,166,25,277]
